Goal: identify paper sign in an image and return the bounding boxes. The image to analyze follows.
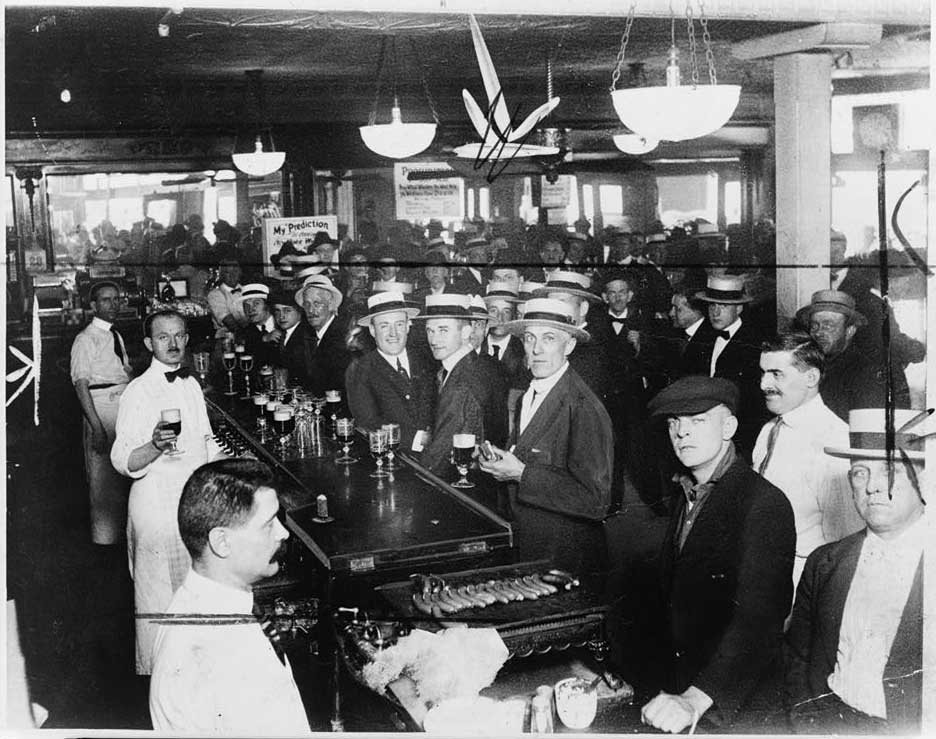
[394,163,464,222]
[261,215,337,277]
[540,175,572,209]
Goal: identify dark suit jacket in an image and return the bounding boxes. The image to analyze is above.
[277,320,313,387]
[660,457,795,721]
[679,320,718,380]
[450,268,487,296]
[568,322,612,405]
[345,349,435,451]
[819,341,910,422]
[508,367,614,574]
[785,529,922,734]
[240,322,279,368]
[422,351,502,474]
[302,314,352,396]
[474,351,510,447]
[484,335,529,390]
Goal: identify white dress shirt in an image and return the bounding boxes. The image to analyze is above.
[315,314,337,343]
[206,283,245,338]
[685,316,704,339]
[751,394,864,589]
[70,317,132,386]
[518,362,569,435]
[377,348,410,376]
[828,515,926,719]
[607,309,628,335]
[150,569,311,735]
[440,346,472,386]
[486,335,511,359]
[709,317,742,376]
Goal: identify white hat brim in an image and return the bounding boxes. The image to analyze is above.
[502,318,590,343]
[824,446,925,461]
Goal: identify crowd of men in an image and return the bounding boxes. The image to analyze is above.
[69,222,927,734]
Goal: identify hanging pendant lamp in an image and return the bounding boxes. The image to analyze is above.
[608,2,740,143]
[231,71,285,178]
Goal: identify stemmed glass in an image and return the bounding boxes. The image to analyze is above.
[193,351,210,389]
[160,408,184,457]
[222,351,237,396]
[368,428,389,478]
[273,404,295,459]
[325,390,342,440]
[382,423,401,470]
[451,433,476,488]
[335,418,357,465]
[253,393,269,437]
[239,353,254,399]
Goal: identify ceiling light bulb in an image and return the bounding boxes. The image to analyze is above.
[59,89,71,103]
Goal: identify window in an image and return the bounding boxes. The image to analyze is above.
[657,173,718,227]
[598,185,623,217]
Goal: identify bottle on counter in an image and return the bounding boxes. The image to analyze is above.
[530,690,554,734]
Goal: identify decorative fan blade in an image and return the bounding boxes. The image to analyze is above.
[462,89,491,141]
[510,97,561,142]
[468,14,512,138]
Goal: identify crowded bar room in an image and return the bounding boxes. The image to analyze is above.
[5,0,934,734]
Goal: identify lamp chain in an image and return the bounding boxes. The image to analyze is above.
[685,2,700,87]
[410,39,441,125]
[698,0,717,84]
[609,0,637,92]
[368,37,389,127]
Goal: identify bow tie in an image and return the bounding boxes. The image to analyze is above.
[714,330,730,341]
[164,367,192,383]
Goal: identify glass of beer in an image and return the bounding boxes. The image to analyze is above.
[265,398,279,437]
[451,433,476,488]
[253,393,269,435]
[239,353,254,398]
[335,417,357,464]
[222,351,237,396]
[160,408,184,456]
[325,390,342,439]
[273,405,295,458]
[554,677,598,730]
[273,367,289,396]
[368,428,389,478]
[382,423,401,470]
[193,351,210,389]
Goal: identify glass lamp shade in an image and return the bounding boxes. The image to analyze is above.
[232,135,285,177]
[612,133,659,155]
[610,85,740,142]
[360,105,436,159]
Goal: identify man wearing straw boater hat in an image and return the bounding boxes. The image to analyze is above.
[478,298,613,575]
[786,408,928,735]
[684,274,766,457]
[797,289,910,422]
[414,293,505,474]
[482,281,528,390]
[345,291,434,452]
[235,283,278,367]
[295,274,350,395]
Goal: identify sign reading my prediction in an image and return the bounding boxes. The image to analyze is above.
[394,163,464,222]
[261,215,338,276]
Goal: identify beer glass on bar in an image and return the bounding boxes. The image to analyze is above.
[368,428,389,478]
[325,390,342,439]
[222,351,237,395]
[193,351,210,389]
[273,405,295,459]
[253,393,269,436]
[239,353,254,398]
[160,408,184,457]
[382,423,401,470]
[451,433,475,488]
[335,418,357,464]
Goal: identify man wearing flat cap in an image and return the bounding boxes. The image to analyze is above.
[786,408,927,735]
[682,274,767,457]
[478,298,614,575]
[345,291,434,452]
[797,289,910,422]
[296,275,350,395]
[641,376,795,733]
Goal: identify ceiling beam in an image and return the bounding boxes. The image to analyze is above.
[6,0,930,25]
[732,23,883,60]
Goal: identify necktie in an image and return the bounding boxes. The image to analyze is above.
[437,367,448,389]
[490,344,501,361]
[164,367,192,383]
[715,329,730,341]
[757,417,783,476]
[397,358,410,381]
[111,326,125,363]
[231,287,241,294]
[307,331,319,351]
[252,603,286,665]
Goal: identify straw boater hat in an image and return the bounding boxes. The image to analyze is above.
[484,281,520,304]
[503,298,590,342]
[233,283,270,306]
[795,289,868,328]
[825,408,928,462]
[468,294,489,320]
[426,236,448,250]
[356,290,420,327]
[412,293,472,321]
[295,274,343,308]
[694,275,753,305]
[535,270,602,303]
[518,279,545,301]
[371,280,413,295]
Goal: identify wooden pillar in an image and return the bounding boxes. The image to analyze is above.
[773,53,833,324]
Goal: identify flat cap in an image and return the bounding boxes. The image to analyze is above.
[648,376,739,418]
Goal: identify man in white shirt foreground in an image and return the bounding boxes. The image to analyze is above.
[785,407,927,735]
[753,333,864,590]
[150,459,311,734]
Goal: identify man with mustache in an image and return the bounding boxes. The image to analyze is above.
[753,333,864,590]
[111,310,225,674]
[150,459,310,734]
